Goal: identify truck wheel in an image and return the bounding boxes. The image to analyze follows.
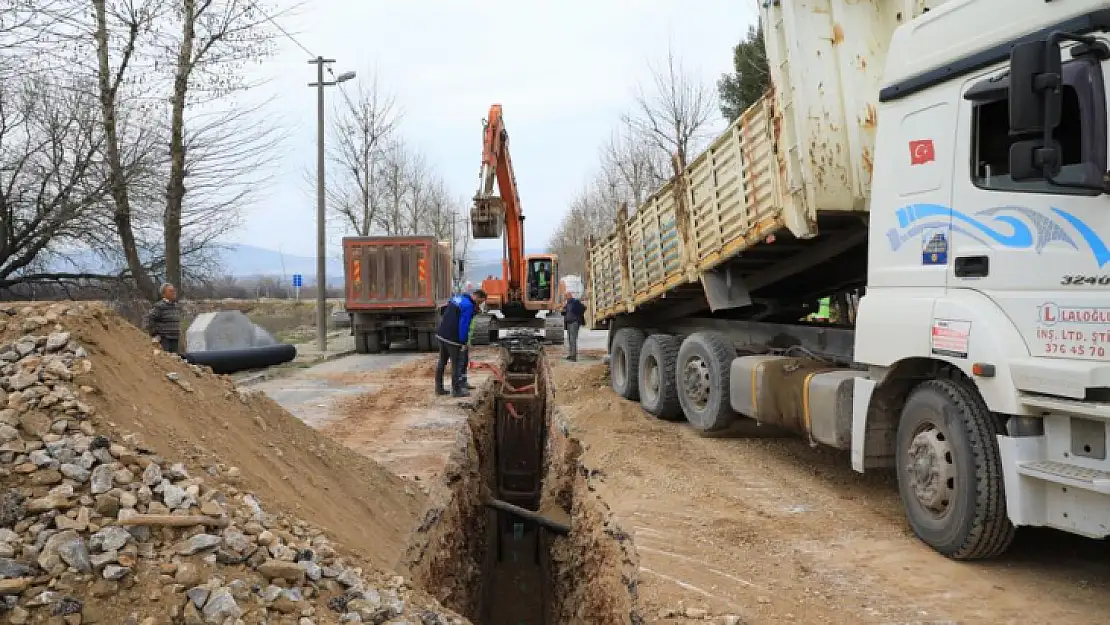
[610,328,645,400]
[354,332,369,354]
[365,332,382,355]
[896,379,1015,560]
[676,332,737,432]
[416,332,432,352]
[637,334,683,421]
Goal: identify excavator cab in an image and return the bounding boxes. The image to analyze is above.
[524,254,558,310]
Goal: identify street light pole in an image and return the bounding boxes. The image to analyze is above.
[307,57,355,352]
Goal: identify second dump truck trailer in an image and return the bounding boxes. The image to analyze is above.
[587,0,1110,559]
[343,236,453,353]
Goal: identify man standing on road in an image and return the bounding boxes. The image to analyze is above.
[144,283,182,354]
[459,302,484,391]
[563,291,586,362]
[435,289,487,397]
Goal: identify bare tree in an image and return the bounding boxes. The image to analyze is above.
[403,149,432,235]
[163,0,280,294]
[623,45,717,173]
[376,138,410,236]
[327,75,401,236]
[0,1,76,63]
[548,180,623,278]
[175,101,286,280]
[601,119,666,209]
[92,0,163,299]
[0,76,108,288]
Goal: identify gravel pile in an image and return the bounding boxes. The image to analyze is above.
[0,305,464,625]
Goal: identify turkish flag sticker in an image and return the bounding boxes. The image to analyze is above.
[910,139,935,165]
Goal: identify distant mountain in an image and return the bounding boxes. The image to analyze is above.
[220,244,343,284]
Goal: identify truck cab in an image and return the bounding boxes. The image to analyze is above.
[858,2,1110,554]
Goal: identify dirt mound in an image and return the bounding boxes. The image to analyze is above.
[0,303,424,570]
[0,301,468,623]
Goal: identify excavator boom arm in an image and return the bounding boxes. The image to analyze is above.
[472,104,525,292]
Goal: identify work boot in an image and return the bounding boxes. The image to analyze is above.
[452,388,471,398]
[435,387,449,396]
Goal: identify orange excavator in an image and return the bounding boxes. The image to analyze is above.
[468,104,564,346]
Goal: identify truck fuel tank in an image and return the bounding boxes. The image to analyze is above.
[729,355,866,450]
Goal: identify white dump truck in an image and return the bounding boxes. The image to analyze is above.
[586,0,1110,559]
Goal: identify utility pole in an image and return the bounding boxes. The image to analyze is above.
[450,211,457,292]
[308,57,355,352]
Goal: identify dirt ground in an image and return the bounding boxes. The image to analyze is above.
[314,350,499,482]
[548,356,1110,624]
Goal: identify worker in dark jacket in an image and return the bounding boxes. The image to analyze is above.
[563,291,586,361]
[436,289,487,397]
[144,283,182,354]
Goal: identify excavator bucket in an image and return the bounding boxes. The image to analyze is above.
[471,195,505,239]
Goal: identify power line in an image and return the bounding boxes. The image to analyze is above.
[248,1,316,58]
[248,2,358,112]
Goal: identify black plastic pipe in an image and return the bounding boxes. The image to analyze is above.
[182,343,297,374]
[483,496,570,535]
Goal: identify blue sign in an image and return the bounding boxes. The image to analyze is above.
[292,274,303,287]
[921,228,948,265]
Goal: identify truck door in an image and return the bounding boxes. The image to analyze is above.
[950,55,1110,361]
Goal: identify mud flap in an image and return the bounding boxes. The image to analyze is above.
[851,376,877,473]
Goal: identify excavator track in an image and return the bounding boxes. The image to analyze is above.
[471,314,497,346]
[543,315,565,345]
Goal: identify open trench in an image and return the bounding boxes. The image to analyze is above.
[404,336,642,624]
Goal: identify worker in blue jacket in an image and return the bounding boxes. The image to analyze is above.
[435,289,487,397]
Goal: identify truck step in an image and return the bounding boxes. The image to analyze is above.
[1018,460,1110,494]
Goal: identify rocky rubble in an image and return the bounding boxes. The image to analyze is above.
[0,304,464,625]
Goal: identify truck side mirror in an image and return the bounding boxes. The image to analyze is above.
[1009,138,1062,181]
[1009,38,1063,134]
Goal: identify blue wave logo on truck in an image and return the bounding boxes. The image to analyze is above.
[887,203,1110,267]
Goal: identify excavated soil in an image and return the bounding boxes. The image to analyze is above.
[404,343,639,624]
[0,303,424,571]
[550,362,1110,624]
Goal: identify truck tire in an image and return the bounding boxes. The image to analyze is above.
[637,334,683,421]
[610,328,646,400]
[676,332,737,433]
[896,378,1015,560]
[355,332,369,354]
[416,332,432,352]
[364,332,382,355]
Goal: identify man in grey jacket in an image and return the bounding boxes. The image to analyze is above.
[562,291,586,362]
[144,283,182,354]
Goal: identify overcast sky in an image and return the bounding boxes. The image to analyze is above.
[231,0,758,259]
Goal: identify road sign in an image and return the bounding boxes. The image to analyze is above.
[292,274,303,301]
